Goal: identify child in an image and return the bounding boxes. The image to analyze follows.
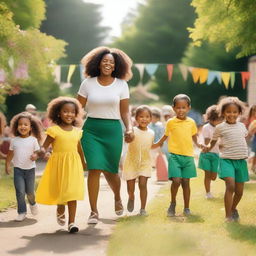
[154,94,201,217]
[122,105,155,216]
[198,105,222,199]
[204,97,249,222]
[36,97,86,233]
[5,112,42,221]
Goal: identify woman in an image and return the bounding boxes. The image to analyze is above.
[77,46,134,224]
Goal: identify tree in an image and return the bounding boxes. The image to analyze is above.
[0,1,66,115]
[189,0,256,58]
[40,0,110,94]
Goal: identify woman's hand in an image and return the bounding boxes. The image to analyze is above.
[124,130,134,143]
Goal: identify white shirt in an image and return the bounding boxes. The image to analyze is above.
[10,136,40,169]
[212,121,248,159]
[78,77,129,119]
[202,123,219,153]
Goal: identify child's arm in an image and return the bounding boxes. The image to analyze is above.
[192,134,203,149]
[78,141,87,170]
[202,140,217,152]
[152,135,168,149]
[5,150,14,175]
[40,135,54,159]
[30,151,39,161]
[248,121,256,138]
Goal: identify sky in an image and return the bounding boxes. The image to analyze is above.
[83,0,144,38]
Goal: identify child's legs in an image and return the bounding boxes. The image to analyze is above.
[103,171,121,202]
[204,171,212,193]
[24,168,36,205]
[67,200,77,224]
[171,178,181,203]
[87,170,101,213]
[14,167,27,214]
[181,178,190,208]
[223,177,235,218]
[138,176,148,210]
[231,182,244,211]
[127,179,136,200]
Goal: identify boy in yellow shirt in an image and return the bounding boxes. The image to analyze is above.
[154,94,201,216]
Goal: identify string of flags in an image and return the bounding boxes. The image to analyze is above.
[53,63,250,90]
[0,61,251,90]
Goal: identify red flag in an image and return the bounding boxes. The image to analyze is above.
[241,72,250,89]
[166,64,173,81]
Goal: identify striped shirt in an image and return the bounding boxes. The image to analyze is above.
[212,121,248,159]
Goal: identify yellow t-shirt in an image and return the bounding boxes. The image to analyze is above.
[165,117,197,157]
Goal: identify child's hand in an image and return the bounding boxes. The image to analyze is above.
[202,146,210,153]
[124,130,134,143]
[30,153,38,161]
[5,166,11,175]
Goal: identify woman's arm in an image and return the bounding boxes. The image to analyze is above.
[120,98,134,143]
[152,135,168,149]
[77,95,87,108]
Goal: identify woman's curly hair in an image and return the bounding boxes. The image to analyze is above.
[0,112,7,136]
[81,46,133,81]
[217,96,245,116]
[10,112,43,142]
[204,105,220,122]
[47,96,84,127]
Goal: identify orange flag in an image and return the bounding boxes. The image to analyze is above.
[166,64,173,81]
[199,68,208,84]
[241,72,250,89]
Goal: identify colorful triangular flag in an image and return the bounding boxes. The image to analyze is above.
[241,72,250,89]
[145,64,158,77]
[166,64,174,81]
[221,72,231,89]
[178,64,188,81]
[67,65,76,83]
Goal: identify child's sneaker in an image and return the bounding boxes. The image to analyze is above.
[167,202,176,217]
[231,209,240,221]
[68,223,79,233]
[15,213,26,222]
[127,199,134,212]
[205,192,214,199]
[138,209,148,216]
[29,204,38,215]
[183,208,191,216]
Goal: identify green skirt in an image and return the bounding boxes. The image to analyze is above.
[81,117,123,173]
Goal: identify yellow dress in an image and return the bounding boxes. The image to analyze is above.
[122,127,154,180]
[36,125,84,205]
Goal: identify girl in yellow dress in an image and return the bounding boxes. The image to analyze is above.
[36,97,86,233]
[123,105,157,216]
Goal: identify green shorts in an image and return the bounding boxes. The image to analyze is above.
[218,158,249,183]
[168,153,197,179]
[198,152,219,173]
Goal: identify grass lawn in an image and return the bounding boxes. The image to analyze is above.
[108,169,256,256]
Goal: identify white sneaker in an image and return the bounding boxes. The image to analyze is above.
[87,212,98,224]
[15,213,26,222]
[29,204,38,215]
[205,192,214,199]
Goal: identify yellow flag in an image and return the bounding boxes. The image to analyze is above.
[199,68,208,84]
[221,72,231,89]
[67,65,76,83]
[191,68,201,83]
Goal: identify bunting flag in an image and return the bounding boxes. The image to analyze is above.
[207,71,221,85]
[230,72,235,89]
[191,68,201,83]
[67,65,76,83]
[79,64,86,82]
[178,64,188,81]
[166,64,173,81]
[221,72,231,89]
[0,69,6,82]
[53,65,61,83]
[241,72,250,89]
[145,64,158,77]
[135,64,144,81]
[199,68,208,84]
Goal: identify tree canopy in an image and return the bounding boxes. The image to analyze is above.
[189,0,256,58]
